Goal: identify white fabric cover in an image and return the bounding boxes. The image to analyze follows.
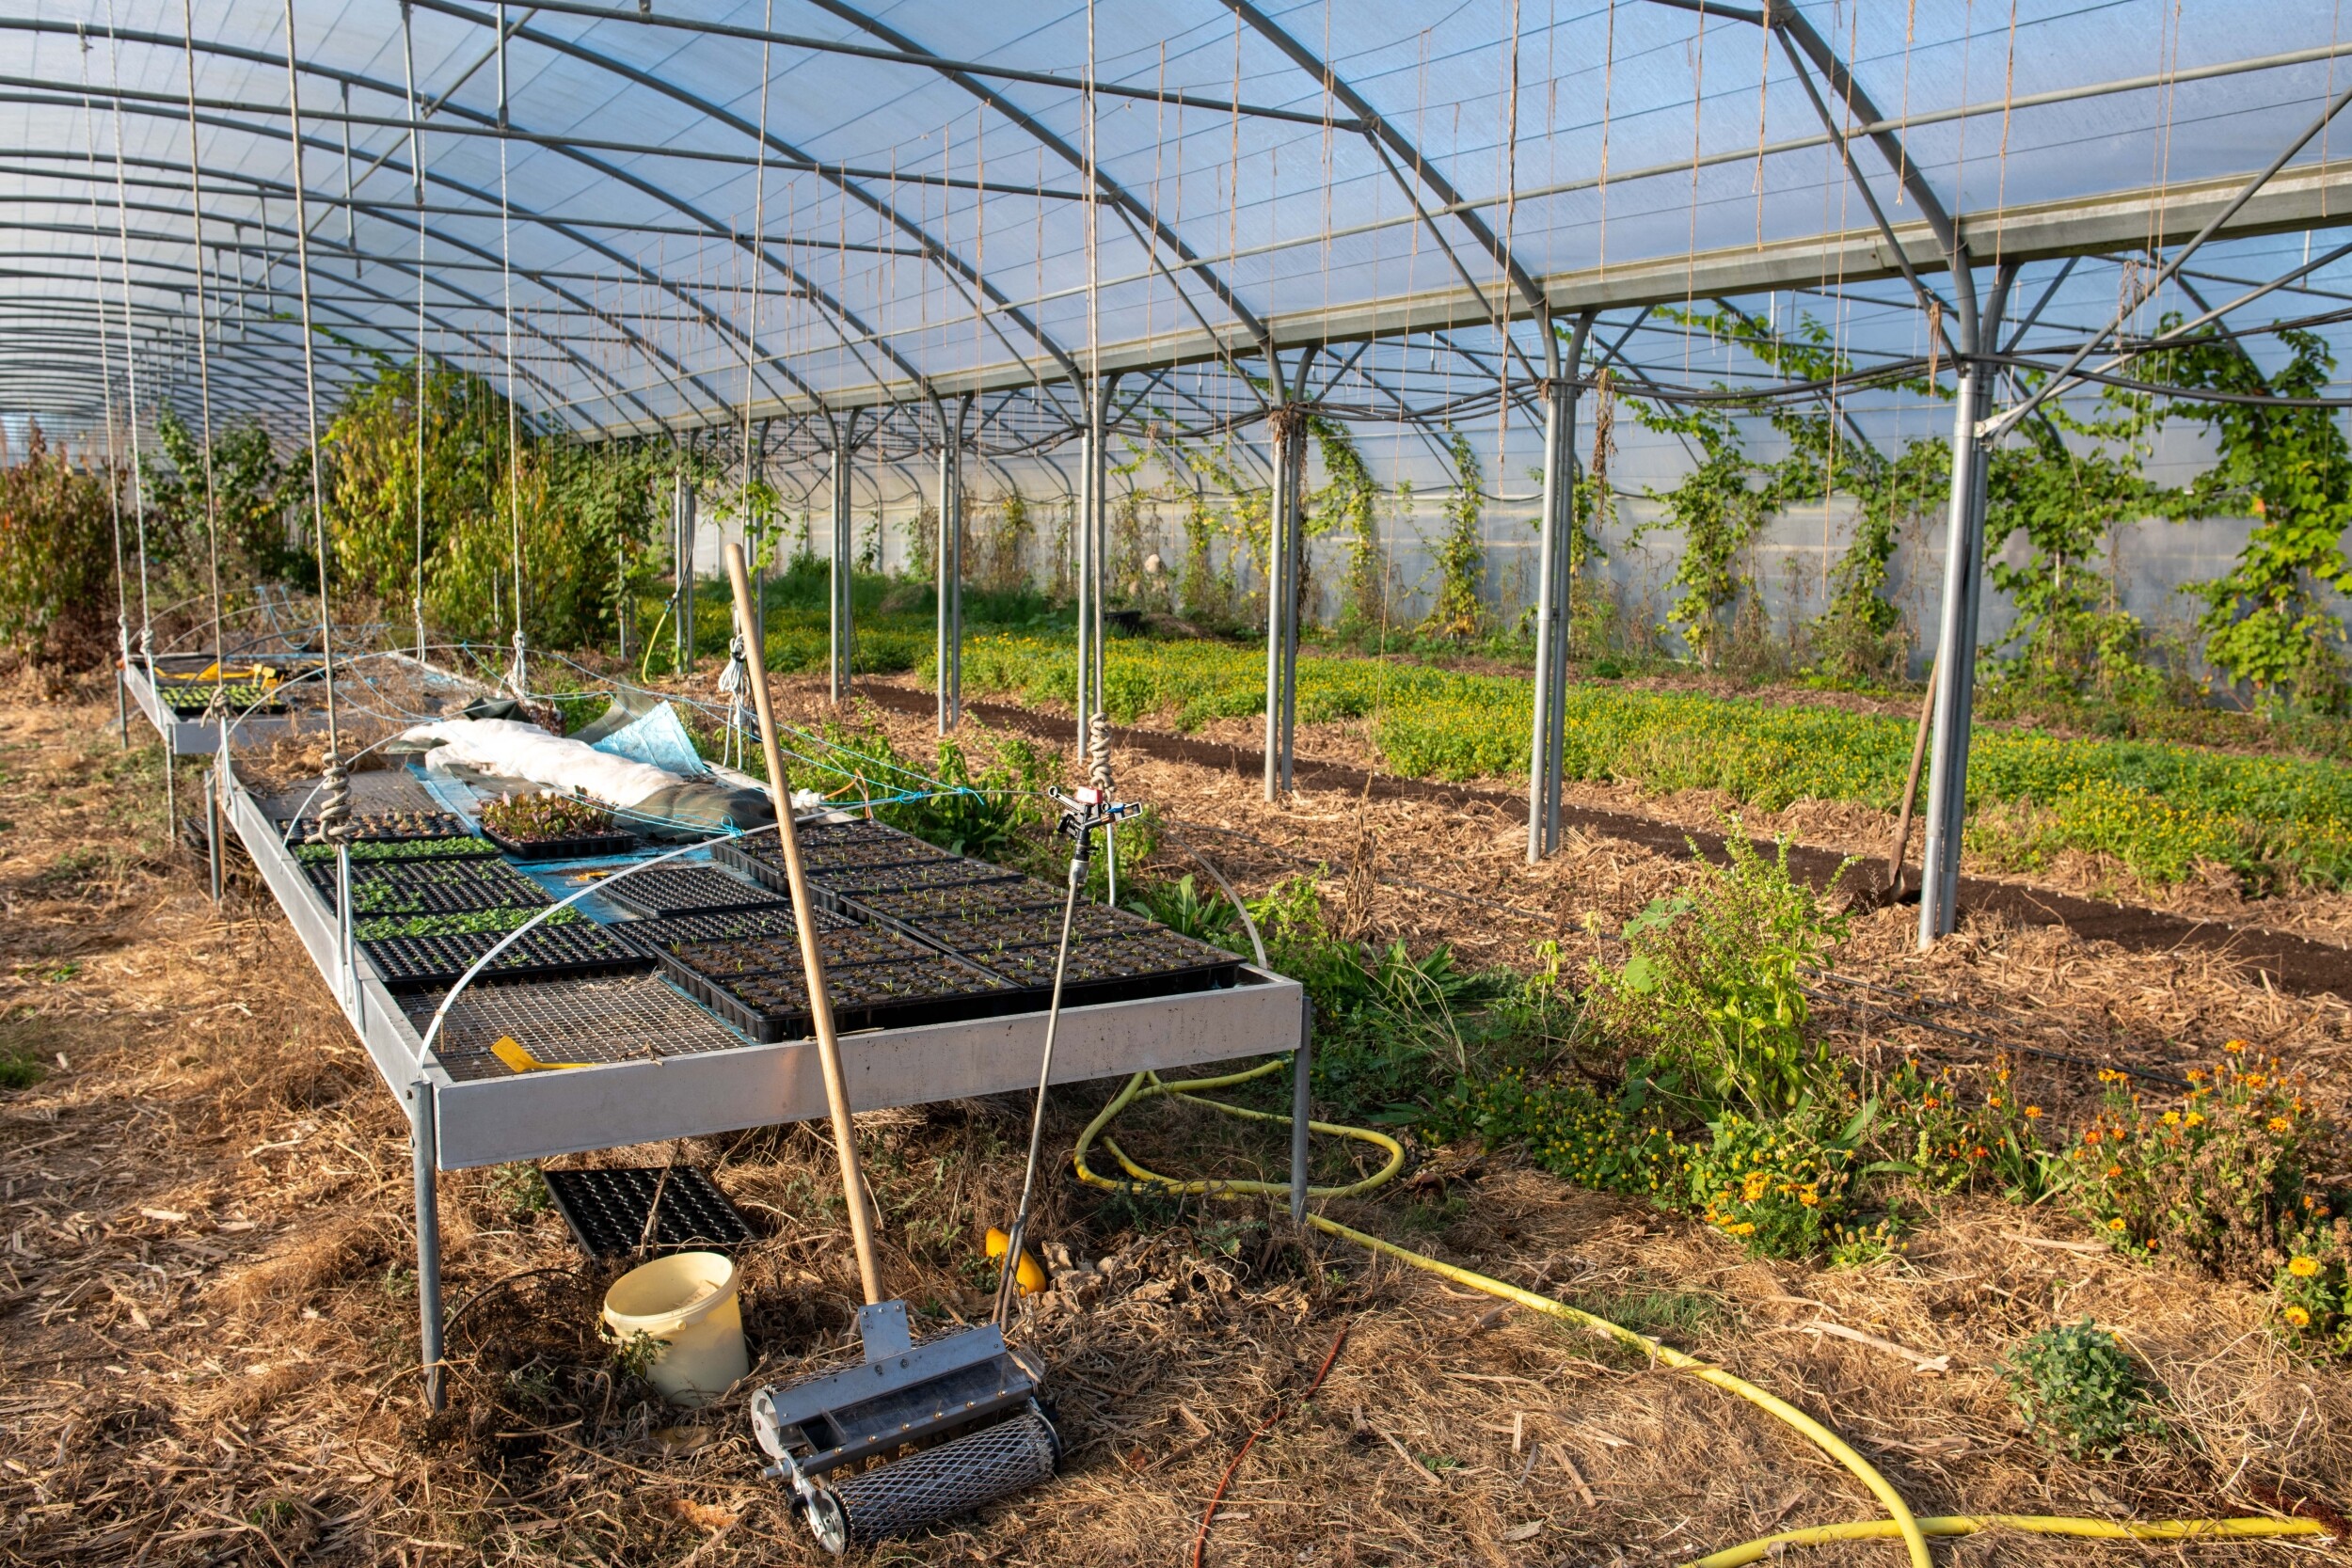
[398,718,682,808]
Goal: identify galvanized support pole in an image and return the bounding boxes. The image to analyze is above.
[1075,376,1109,756]
[408,1074,445,1410]
[1290,995,1312,1222]
[829,430,854,704]
[1916,264,2015,946]
[936,402,964,734]
[1263,406,1305,801]
[206,760,223,907]
[671,471,694,676]
[1527,314,1591,863]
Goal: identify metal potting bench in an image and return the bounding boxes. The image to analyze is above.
[216,749,1310,1404]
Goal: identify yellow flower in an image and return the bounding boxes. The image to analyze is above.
[2290,1257,2321,1278]
[2225,1039,2247,1053]
[2108,1217,2128,1231]
[2184,1111,2204,1127]
[2284,1306,2312,1327]
[2024,1105,2043,1119]
[2161,1111,2180,1126]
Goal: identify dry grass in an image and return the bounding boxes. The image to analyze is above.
[1,672,2348,1565]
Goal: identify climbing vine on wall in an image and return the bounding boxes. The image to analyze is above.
[2159,325,2352,707]
[1422,429,1486,640]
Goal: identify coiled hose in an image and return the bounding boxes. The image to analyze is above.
[1070,1061,2327,1565]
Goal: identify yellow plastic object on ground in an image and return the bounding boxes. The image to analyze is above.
[1072,1060,2330,1566]
[1693,1513,2328,1566]
[985,1227,1047,1296]
[489,1035,592,1073]
[601,1250,750,1408]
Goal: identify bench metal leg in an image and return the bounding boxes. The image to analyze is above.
[411,1076,446,1410]
[1291,998,1312,1221]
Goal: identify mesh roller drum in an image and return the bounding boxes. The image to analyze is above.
[807,1407,1060,1553]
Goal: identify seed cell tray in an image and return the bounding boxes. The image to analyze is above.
[354,907,581,942]
[542,1165,756,1258]
[842,879,1067,924]
[615,905,850,956]
[481,824,640,861]
[361,923,654,990]
[661,926,935,983]
[660,947,1019,1044]
[282,809,471,845]
[310,857,551,915]
[600,864,786,919]
[809,860,1027,899]
[902,903,1151,957]
[963,929,1245,1012]
[294,836,500,865]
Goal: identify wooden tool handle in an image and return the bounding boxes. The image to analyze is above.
[723,544,883,1307]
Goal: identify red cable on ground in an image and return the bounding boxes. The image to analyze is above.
[1190,1323,1351,1568]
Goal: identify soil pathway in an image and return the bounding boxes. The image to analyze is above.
[855,681,2352,1002]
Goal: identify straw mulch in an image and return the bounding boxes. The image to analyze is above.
[2,673,2348,1566]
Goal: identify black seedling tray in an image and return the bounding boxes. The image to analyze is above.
[281,809,470,845]
[898,903,1150,957]
[660,951,1019,1044]
[808,860,1027,900]
[310,857,550,915]
[542,1165,755,1258]
[482,824,640,861]
[354,907,581,942]
[842,878,1066,925]
[293,836,499,864]
[601,864,786,919]
[660,926,933,982]
[361,924,654,990]
[615,905,850,956]
[961,929,1245,1013]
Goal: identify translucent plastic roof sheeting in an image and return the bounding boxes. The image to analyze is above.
[6,0,2352,459]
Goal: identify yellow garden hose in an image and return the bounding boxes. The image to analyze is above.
[1692,1513,2328,1566]
[1070,1061,2331,1566]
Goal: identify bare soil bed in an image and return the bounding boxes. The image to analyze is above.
[5,672,2351,1566]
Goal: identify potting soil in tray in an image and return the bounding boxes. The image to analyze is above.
[599,863,785,919]
[666,952,1018,1043]
[293,835,499,864]
[353,906,584,942]
[361,924,652,990]
[960,928,1244,1007]
[653,927,1016,1042]
[481,824,640,861]
[310,856,551,914]
[841,878,1066,924]
[661,926,930,980]
[901,902,1152,956]
[615,904,850,955]
[542,1165,756,1258]
[806,859,1027,899]
[282,808,472,844]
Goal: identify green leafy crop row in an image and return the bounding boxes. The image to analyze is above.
[941,634,2352,888]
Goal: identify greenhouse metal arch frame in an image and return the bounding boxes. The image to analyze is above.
[10,0,2352,958]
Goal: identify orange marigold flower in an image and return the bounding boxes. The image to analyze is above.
[2284,1306,2312,1328]
[2108,1217,2127,1231]
[2024,1105,2043,1119]
[2269,1117,2292,1134]
[2225,1039,2247,1053]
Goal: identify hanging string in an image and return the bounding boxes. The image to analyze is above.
[497,2,526,698]
[279,0,346,829]
[77,27,132,698]
[103,5,153,676]
[182,0,224,693]
[402,0,428,662]
[738,0,774,713]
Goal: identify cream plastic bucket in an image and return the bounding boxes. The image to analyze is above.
[601,1251,749,1407]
